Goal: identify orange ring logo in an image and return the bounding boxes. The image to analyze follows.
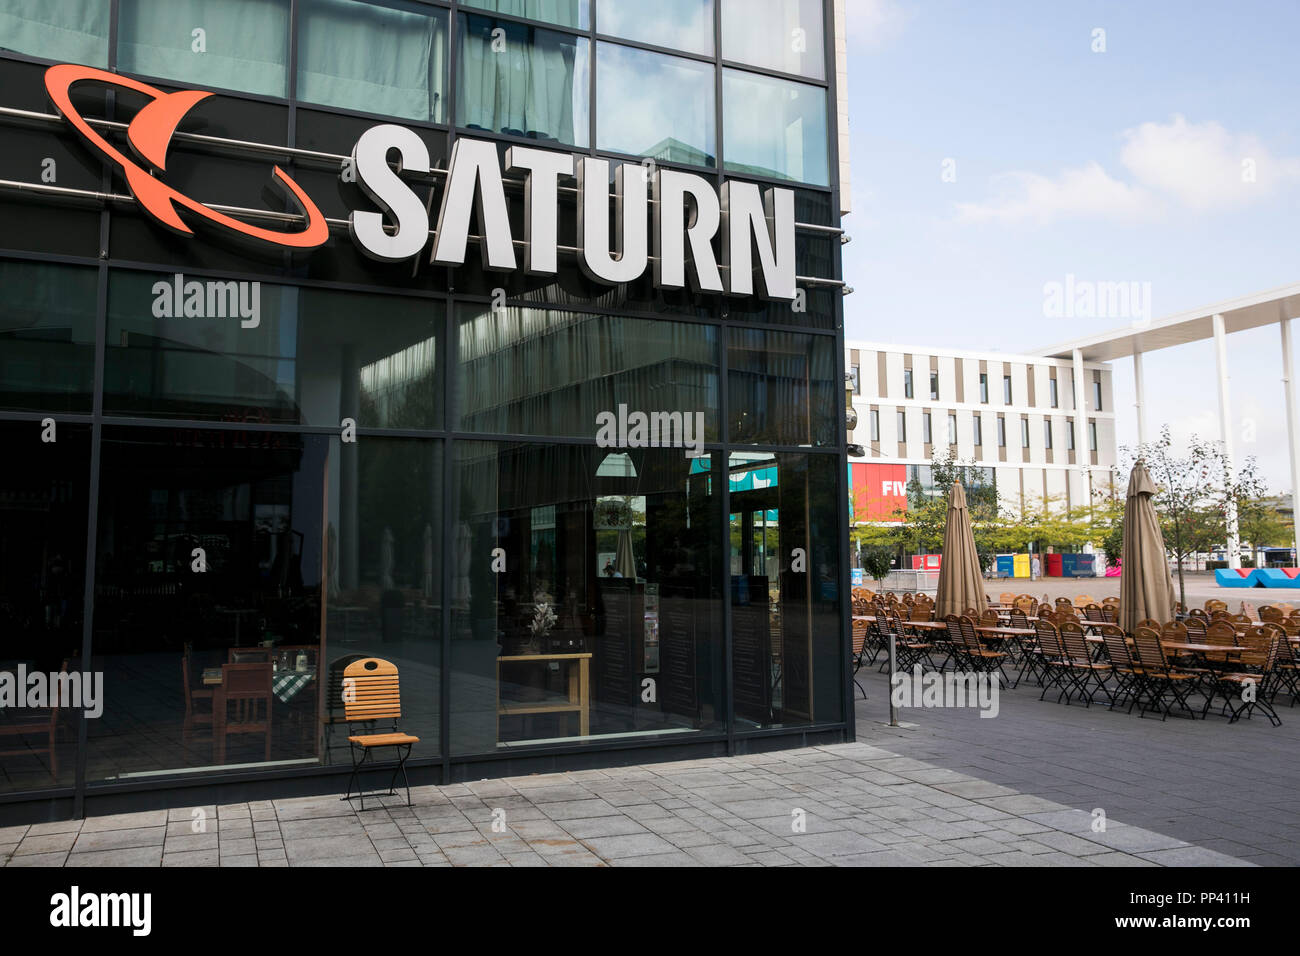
[45,64,328,249]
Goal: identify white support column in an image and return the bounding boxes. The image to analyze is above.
[1281,317,1300,562]
[1213,313,1240,569]
[1072,348,1091,506]
[1133,349,1147,449]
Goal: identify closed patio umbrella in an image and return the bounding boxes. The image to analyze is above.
[614,528,637,579]
[935,482,987,620]
[1119,460,1176,634]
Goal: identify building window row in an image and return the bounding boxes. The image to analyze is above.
[4,0,831,185]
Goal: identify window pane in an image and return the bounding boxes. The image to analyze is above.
[1094,381,1103,410]
[450,442,724,754]
[297,0,448,122]
[973,416,982,445]
[458,14,589,146]
[0,260,97,413]
[897,411,905,442]
[598,42,715,166]
[869,409,879,442]
[903,369,912,398]
[0,421,90,792]
[0,0,109,65]
[105,273,444,428]
[723,68,827,186]
[598,0,713,56]
[461,0,590,30]
[87,428,443,781]
[929,371,938,400]
[730,452,841,728]
[728,329,837,446]
[118,0,290,98]
[457,306,718,440]
[921,413,931,444]
[721,0,823,79]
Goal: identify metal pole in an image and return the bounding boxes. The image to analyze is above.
[1281,317,1300,562]
[887,628,898,727]
[1213,313,1240,569]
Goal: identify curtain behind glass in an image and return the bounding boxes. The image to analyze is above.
[297,0,447,122]
[457,14,588,147]
[461,0,589,30]
[118,0,290,98]
[0,0,109,65]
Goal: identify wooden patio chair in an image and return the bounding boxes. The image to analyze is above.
[850,619,869,698]
[1099,629,1145,713]
[343,658,420,809]
[1059,620,1112,706]
[1032,621,1073,702]
[182,653,215,750]
[0,659,67,782]
[1259,606,1284,623]
[1132,627,1199,721]
[1271,631,1300,704]
[959,615,1010,687]
[998,592,1016,605]
[1204,635,1283,727]
[1205,599,1228,614]
[214,662,273,764]
[1204,620,1240,666]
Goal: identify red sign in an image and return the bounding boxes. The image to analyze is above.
[850,463,908,522]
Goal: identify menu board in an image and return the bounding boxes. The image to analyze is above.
[731,575,770,724]
[659,587,697,720]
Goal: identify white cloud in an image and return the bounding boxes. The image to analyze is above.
[955,161,1156,225]
[955,116,1300,226]
[845,0,908,49]
[1121,114,1300,210]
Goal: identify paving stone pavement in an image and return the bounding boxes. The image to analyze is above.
[855,665,1300,866]
[0,738,1252,867]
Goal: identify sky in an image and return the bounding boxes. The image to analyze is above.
[839,0,1300,496]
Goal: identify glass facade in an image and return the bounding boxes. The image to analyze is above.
[0,0,845,806]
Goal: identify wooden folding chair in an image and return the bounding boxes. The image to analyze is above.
[343,658,420,810]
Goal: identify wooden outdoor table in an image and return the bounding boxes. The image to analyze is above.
[905,620,950,631]
[852,615,876,623]
[1161,642,1248,654]
[976,626,1036,636]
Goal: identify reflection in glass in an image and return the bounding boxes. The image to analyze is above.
[458,14,589,146]
[723,69,828,185]
[0,422,90,792]
[457,305,718,439]
[105,273,443,429]
[0,260,97,413]
[451,443,723,754]
[728,329,837,446]
[297,0,448,122]
[460,0,589,30]
[721,0,824,79]
[117,0,291,98]
[729,451,840,728]
[86,429,443,781]
[597,42,715,166]
[0,0,109,66]
[89,429,330,780]
[597,0,713,56]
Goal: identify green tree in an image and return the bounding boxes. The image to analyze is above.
[886,450,1008,573]
[1123,426,1264,609]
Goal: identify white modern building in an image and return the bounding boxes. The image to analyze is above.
[845,341,1117,522]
